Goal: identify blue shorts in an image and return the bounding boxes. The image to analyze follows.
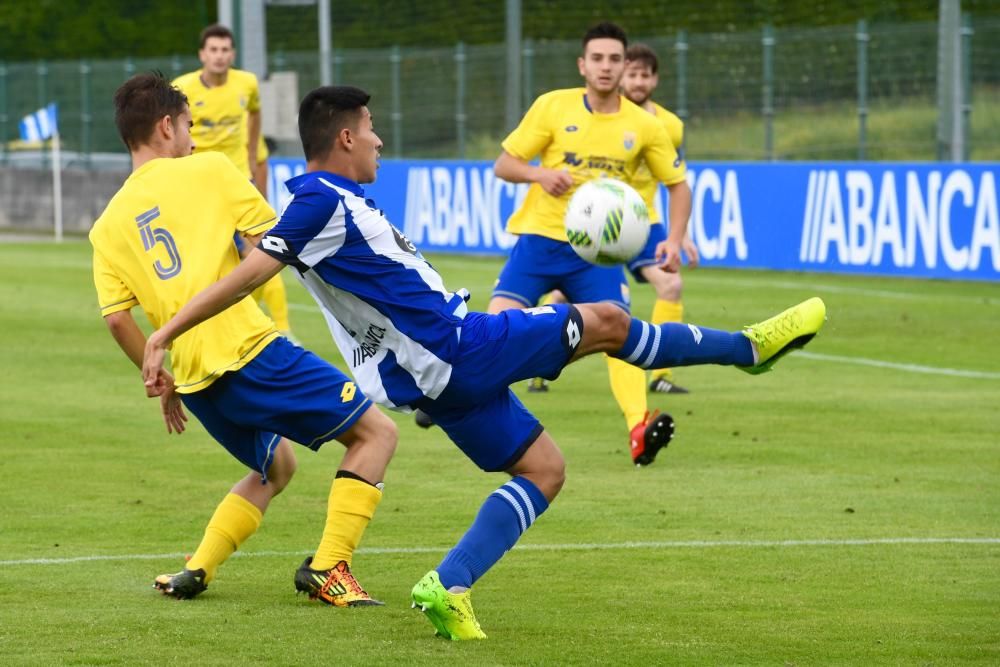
[493,234,631,312]
[415,304,584,472]
[180,336,371,480]
[627,222,666,282]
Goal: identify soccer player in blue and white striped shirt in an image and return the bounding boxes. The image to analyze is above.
[144,85,826,640]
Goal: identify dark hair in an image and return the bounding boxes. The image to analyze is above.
[199,23,235,49]
[582,21,628,52]
[113,71,188,151]
[626,43,658,74]
[298,86,371,160]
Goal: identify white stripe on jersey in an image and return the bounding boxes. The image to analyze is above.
[299,270,453,406]
[290,177,463,409]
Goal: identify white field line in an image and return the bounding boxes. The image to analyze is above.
[795,351,1000,380]
[693,274,1000,305]
[2,537,998,567]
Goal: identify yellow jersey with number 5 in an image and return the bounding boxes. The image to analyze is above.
[632,103,684,223]
[90,152,277,393]
[172,69,260,177]
[501,88,686,241]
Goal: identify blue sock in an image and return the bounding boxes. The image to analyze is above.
[612,319,755,369]
[436,477,549,590]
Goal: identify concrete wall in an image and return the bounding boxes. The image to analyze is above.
[0,166,128,234]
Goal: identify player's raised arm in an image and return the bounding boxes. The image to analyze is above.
[142,249,284,390]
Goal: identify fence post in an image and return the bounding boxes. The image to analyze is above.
[675,29,688,124]
[762,25,775,161]
[0,62,6,164]
[80,59,92,166]
[390,45,402,157]
[856,19,869,160]
[37,59,49,168]
[455,42,467,159]
[170,54,183,80]
[961,12,973,161]
[522,38,534,113]
[333,51,343,84]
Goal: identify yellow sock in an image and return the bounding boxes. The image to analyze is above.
[257,273,291,331]
[311,476,383,570]
[650,300,683,381]
[606,354,648,431]
[186,493,262,583]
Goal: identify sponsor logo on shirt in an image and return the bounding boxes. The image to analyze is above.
[563,152,583,167]
[351,323,387,367]
[565,125,579,132]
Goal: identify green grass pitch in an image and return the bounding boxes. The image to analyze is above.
[0,241,998,665]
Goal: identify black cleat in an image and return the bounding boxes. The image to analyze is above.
[414,409,435,429]
[649,377,690,394]
[629,411,675,467]
[153,568,208,600]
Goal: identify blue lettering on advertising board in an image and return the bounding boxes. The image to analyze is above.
[266,157,999,281]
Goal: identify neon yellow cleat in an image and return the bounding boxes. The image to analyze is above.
[411,571,486,640]
[739,297,826,375]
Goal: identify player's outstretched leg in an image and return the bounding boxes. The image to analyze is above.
[595,298,826,373]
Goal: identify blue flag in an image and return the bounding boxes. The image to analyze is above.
[19,103,58,142]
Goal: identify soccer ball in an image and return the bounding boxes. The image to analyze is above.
[564,178,650,266]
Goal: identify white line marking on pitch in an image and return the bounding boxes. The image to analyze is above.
[694,274,999,305]
[2,537,997,567]
[796,351,1000,380]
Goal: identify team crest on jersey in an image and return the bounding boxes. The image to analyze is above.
[565,125,579,132]
[390,225,418,255]
[623,131,636,150]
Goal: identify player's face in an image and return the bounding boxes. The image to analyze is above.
[170,108,195,158]
[199,36,235,75]
[622,61,658,106]
[577,38,626,95]
[352,107,383,184]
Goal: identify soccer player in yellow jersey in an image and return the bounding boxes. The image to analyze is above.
[489,22,692,466]
[622,43,700,395]
[175,25,294,338]
[91,72,397,606]
[172,24,260,178]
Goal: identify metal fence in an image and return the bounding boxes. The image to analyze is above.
[1,17,999,165]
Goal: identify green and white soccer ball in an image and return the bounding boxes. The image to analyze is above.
[564,177,650,266]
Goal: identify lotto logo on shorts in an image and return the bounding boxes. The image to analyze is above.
[561,306,584,353]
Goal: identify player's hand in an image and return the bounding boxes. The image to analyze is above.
[143,332,170,396]
[537,168,574,197]
[682,236,700,269]
[655,239,683,273]
[160,380,188,435]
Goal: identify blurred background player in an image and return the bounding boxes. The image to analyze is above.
[482,22,693,466]
[93,72,396,606]
[173,24,294,338]
[622,43,700,394]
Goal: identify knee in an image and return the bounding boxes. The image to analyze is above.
[600,303,632,346]
[377,413,400,455]
[534,451,567,500]
[268,449,298,495]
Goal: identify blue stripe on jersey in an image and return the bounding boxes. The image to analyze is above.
[263,170,468,407]
[308,205,462,363]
